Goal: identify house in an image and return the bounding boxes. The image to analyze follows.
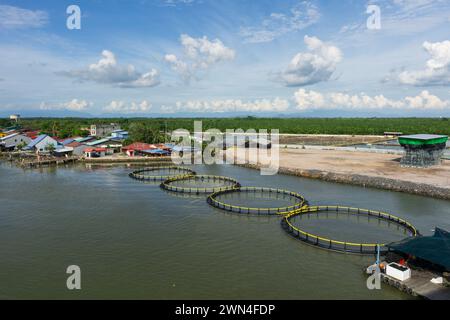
[84,147,107,158]
[0,133,32,151]
[111,129,129,140]
[122,142,156,157]
[65,141,88,156]
[90,123,121,137]
[86,138,122,155]
[25,134,59,153]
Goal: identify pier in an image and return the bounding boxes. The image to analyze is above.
[19,156,79,168]
[376,267,450,300]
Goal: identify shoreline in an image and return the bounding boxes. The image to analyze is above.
[236,163,450,200]
[227,147,450,201]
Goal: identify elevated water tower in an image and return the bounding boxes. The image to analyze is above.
[9,114,20,123]
[398,134,448,167]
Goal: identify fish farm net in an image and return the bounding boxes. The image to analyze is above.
[129,166,195,181]
[160,175,241,194]
[281,206,418,254]
[207,187,306,215]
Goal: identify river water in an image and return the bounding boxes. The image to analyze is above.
[0,161,449,299]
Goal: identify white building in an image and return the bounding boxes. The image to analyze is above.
[90,123,121,137]
[26,134,59,152]
[0,133,31,150]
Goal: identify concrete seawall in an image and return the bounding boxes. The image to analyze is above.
[237,163,450,201]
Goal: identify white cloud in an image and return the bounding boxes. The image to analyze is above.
[39,99,92,111]
[293,89,449,111]
[103,100,152,113]
[0,5,48,29]
[239,1,320,43]
[278,36,342,86]
[59,50,160,88]
[161,98,290,113]
[165,34,235,82]
[396,40,450,86]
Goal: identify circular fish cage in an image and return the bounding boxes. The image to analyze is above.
[207,187,307,215]
[160,175,241,194]
[129,166,195,181]
[281,205,418,254]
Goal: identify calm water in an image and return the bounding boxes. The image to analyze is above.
[0,161,449,299]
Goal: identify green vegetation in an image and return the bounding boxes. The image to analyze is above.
[2,117,449,138]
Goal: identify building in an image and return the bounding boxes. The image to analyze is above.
[111,129,129,140]
[398,134,448,167]
[86,138,122,155]
[65,141,88,156]
[84,147,107,158]
[0,133,31,151]
[90,123,121,137]
[25,134,59,153]
[122,142,172,157]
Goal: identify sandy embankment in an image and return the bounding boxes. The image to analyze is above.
[227,148,450,200]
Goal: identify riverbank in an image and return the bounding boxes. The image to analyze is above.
[228,148,450,200]
[81,155,172,163]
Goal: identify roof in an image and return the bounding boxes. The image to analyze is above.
[86,138,113,146]
[26,134,51,148]
[60,138,75,145]
[74,136,95,143]
[400,134,448,140]
[122,142,155,151]
[142,148,170,154]
[0,132,19,141]
[65,141,83,148]
[84,147,107,152]
[54,147,73,153]
[387,227,450,271]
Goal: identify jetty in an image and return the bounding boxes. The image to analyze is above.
[378,267,450,300]
[19,156,79,168]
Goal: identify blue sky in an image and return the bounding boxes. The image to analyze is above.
[0,0,449,116]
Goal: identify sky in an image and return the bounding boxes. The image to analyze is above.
[0,0,449,117]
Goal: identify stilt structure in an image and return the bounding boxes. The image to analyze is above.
[398,134,448,167]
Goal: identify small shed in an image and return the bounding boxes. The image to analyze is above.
[387,227,450,272]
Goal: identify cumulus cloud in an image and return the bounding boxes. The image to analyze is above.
[239,1,320,43]
[58,50,160,88]
[39,99,92,111]
[161,98,289,113]
[277,36,342,87]
[293,89,449,111]
[103,100,152,113]
[0,5,48,29]
[165,34,235,82]
[396,40,450,86]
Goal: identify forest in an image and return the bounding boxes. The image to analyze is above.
[1,117,449,143]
